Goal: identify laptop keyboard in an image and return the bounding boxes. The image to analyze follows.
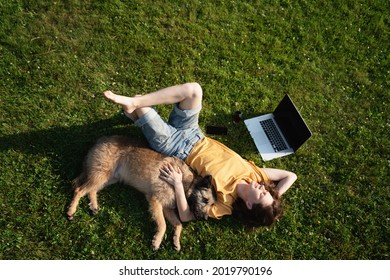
[259,119,288,152]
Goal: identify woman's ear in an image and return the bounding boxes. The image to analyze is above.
[246,201,253,210]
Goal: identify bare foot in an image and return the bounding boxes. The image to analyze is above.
[103,91,137,114]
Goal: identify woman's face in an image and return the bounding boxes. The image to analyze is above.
[245,182,274,209]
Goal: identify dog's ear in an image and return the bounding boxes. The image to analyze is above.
[204,175,212,186]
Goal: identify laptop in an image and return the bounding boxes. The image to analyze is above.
[244,94,312,161]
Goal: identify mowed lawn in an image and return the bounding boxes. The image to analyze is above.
[0,0,388,259]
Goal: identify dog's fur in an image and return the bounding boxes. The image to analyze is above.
[67,135,215,251]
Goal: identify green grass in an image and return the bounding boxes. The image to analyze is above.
[0,0,388,260]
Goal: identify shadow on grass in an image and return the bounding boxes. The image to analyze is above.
[0,113,143,178]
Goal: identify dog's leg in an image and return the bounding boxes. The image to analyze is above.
[67,174,115,220]
[67,187,88,220]
[84,177,118,216]
[163,208,183,251]
[149,198,166,251]
[88,191,99,215]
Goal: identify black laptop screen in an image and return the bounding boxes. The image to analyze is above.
[274,95,312,151]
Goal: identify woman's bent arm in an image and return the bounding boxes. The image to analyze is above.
[262,168,297,196]
[159,163,194,222]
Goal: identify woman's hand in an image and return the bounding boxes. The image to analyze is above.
[159,163,183,187]
[262,168,297,196]
[159,163,194,222]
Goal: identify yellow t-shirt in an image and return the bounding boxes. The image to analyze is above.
[185,137,269,219]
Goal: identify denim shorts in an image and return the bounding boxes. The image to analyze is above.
[130,104,205,161]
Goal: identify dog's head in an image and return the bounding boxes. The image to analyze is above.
[188,175,216,220]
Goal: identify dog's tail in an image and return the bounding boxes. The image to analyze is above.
[72,173,87,190]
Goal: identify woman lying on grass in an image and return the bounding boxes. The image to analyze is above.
[104,82,297,227]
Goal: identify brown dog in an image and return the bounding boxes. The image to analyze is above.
[67,135,215,251]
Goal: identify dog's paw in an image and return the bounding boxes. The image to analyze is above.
[152,242,160,251]
[152,235,162,251]
[66,209,75,220]
[173,239,181,251]
[173,234,181,251]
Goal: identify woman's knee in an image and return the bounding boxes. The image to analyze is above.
[186,82,203,99]
[179,82,203,110]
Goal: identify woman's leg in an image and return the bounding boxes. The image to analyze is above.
[103,82,203,118]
